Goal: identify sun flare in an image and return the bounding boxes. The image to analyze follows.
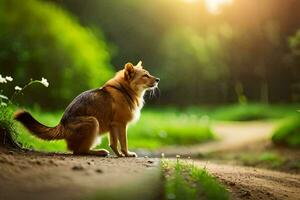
[183,0,233,14]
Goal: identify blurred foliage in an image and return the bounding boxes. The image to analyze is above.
[208,104,300,121]
[0,0,300,107]
[158,28,229,105]
[0,0,113,108]
[272,116,300,148]
[185,103,300,121]
[52,0,300,105]
[238,152,285,168]
[289,30,300,101]
[290,30,300,57]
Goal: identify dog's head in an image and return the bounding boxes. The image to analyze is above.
[123,61,159,93]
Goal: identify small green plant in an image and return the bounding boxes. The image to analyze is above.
[272,116,300,148]
[161,158,230,200]
[0,74,50,148]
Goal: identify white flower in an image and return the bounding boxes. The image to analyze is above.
[161,153,165,158]
[5,76,13,82]
[0,75,7,83]
[0,94,8,100]
[15,86,22,91]
[0,102,7,107]
[41,77,49,87]
[176,155,181,158]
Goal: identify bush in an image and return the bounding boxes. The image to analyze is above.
[0,0,113,108]
[272,116,300,148]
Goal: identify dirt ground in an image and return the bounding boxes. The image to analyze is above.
[151,121,275,157]
[194,161,300,200]
[0,121,299,200]
[158,121,300,200]
[0,148,162,200]
[203,139,300,173]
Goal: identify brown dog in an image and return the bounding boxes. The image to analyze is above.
[14,61,159,157]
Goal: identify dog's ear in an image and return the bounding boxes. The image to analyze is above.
[124,62,135,80]
[136,61,143,69]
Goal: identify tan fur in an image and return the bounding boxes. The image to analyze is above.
[14,62,159,157]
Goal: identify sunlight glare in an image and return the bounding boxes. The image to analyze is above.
[183,0,233,14]
[205,0,233,14]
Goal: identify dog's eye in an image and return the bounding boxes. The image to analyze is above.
[143,74,150,78]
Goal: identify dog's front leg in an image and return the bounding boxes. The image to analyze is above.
[117,124,137,157]
[109,127,124,157]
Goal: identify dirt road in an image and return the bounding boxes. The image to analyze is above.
[1,121,299,200]
[151,121,276,157]
[194,161,300,200]
[0,148,162,200]
[162,121,300,200]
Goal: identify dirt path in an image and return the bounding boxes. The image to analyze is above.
[0,148,162,200]
[159,121,300,200]
[1,121,298,200]
[150,121,276,157]
[194,161,300,200]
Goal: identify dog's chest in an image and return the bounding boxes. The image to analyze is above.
[131,108,141,123]
[130,100,144,124]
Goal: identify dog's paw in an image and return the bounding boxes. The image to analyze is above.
[117,153,125,157]
[125,151,137,157]
[95,149,109,157]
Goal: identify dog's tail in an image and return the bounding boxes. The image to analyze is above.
[14,110,66,140]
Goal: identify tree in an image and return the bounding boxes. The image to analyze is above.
[0,0,113,108]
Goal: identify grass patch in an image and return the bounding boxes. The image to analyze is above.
[11,107,67,152]
[5,106,214,152]
[239,152,285,168]
[0,105,15,137]
[0,105,20,148]
[101,110,214,149]
[0,105,66,152]
[206,104,300,121]
[161,158,230,200]
[272,116,300,148]
[3,103,299,152]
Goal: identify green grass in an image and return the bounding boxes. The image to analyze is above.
[239,152,285,168]
[0,105,18,146]
[101,109,214,149]
[272,116,300,148]
[162,159,230,200]
[198,103,299,121]
[3,106,215,152]
[0,105,15,136]
[2,103,299,152]
[13,108,67,152]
